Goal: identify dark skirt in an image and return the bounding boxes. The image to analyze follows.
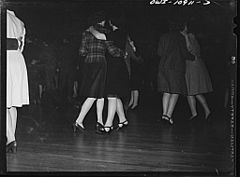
[79,62,106,99]
[130,59,142,90]
[105,56,130,102]
[157,68,187,95]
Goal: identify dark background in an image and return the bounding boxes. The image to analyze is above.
[6,0,236,43]
[5,0,236,107]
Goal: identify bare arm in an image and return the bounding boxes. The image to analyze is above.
[19,27,26,52]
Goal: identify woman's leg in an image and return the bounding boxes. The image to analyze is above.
[128,91,134,107]
[96,98,104,125]
[6,107,17,144]
[131,90,139,109]
[116,98,128,123]
[104,98,117,127]
[162,93,171,116]
[73,81,78,98]
[6,108,12,144]
[196,94,211,119]
[166,94,179,118]
[187,96,198,119]
[39,84,43,100]
[75,98,96,127]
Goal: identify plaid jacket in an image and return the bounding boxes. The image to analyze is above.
[79,31,124,63]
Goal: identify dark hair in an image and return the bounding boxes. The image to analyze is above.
[87,11,106,26]
[185,21,197,34]
[167,13,189,31]
[107,10,126,28]
[102,20,111,31]
[111,17,125,28]
[168,19,185,32]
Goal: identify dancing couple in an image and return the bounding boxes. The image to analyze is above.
[157,19,212,125]
[72,11,129,134]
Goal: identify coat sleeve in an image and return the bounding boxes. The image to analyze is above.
[188,34,201,58]
[180,35,195,61]
[105,40,124,57]
[79,32,88,57]
[125,41,142,62]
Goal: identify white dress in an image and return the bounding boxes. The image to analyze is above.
[7,10,29,108]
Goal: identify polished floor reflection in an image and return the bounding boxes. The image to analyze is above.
[6,92,234,174]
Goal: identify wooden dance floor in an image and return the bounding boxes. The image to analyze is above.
[6,93,234,175]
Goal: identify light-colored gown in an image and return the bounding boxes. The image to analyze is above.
[7,10,29,108]
[185,33,213,96]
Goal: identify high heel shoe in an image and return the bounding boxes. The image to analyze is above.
[116,120,128,131]
[205,112,212,120]
[162,114,169,121]
[130,104,138,111]
[104,126,114,134]
[95,122,105,134]
[6,141,17,153]
[163,115,173,125]
[72,122,85,133]
[189,114,198,120]
[168,117,174,125]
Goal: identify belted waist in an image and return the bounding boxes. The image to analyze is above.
[7,38,20,50]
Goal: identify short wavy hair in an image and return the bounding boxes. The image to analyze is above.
[87,11,106,26]
[168,20,185,32]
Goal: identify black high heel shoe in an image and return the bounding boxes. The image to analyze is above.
[168,117,173,125]
[6,141,17,153]
[162,114,169,121]
[104,126,114,134]
[95,122,105,134]
[205,112,212,120]
[163,115,173,125]
[72,122,85,133]
[189,114,198,121]
[116,120,129,131]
